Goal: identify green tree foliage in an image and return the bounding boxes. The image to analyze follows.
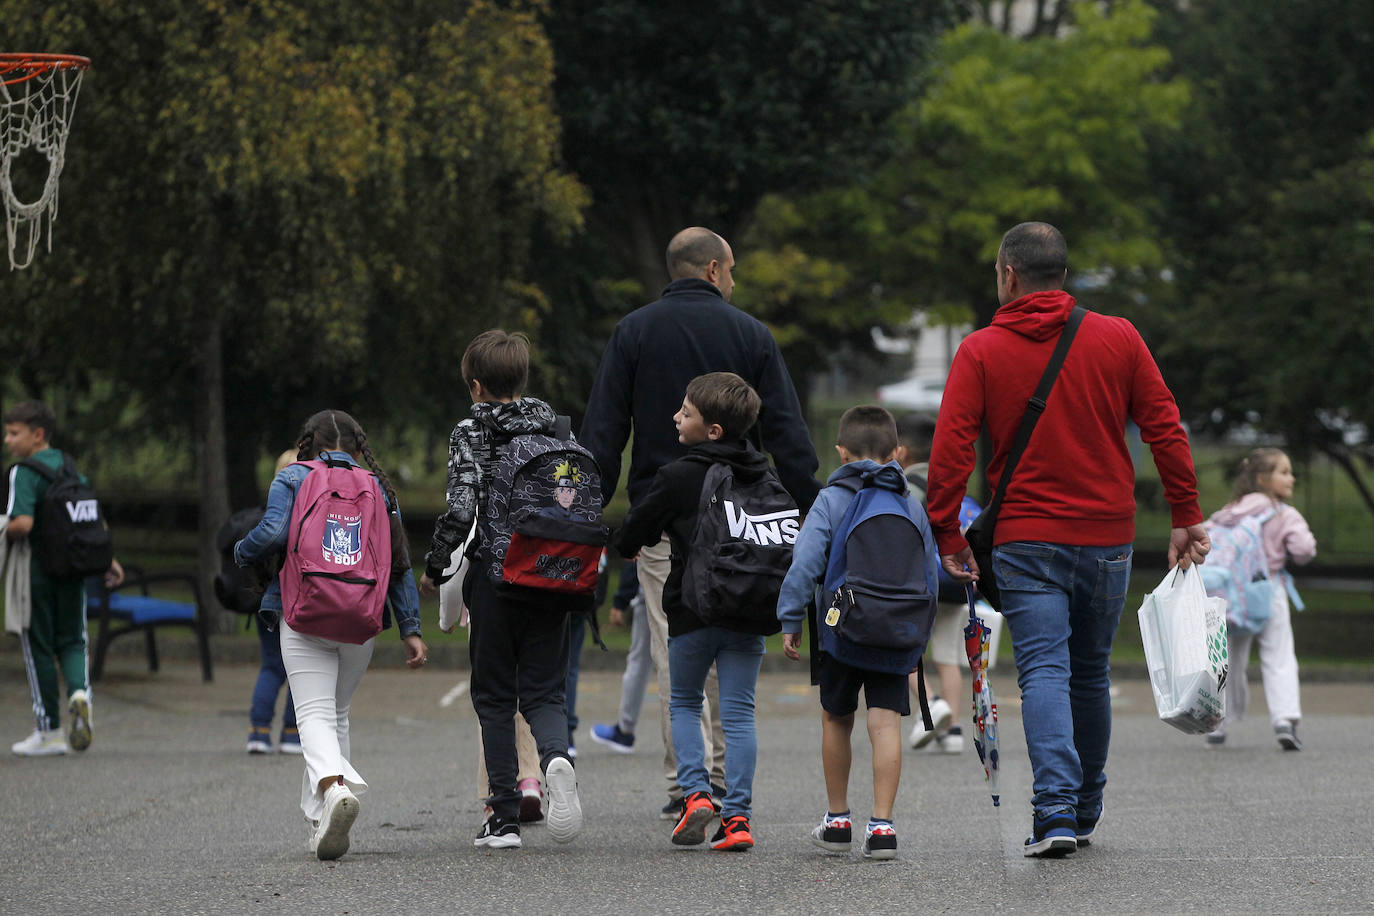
[542,0,962,298]
[741,0,1187,376]
[1,0,585,608]
[1144,0,1374,511]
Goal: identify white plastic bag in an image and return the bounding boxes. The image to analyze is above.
[1137,564,1229,734]
[437,525,475,633]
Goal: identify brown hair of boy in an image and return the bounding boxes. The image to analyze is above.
[2,399,57,441]
[837,405,898,461]
[684,371,761,441]
[461,329,530,400]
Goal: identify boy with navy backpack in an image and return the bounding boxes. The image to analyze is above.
[777,406,940,861]
[615,372,793,852]
[420,330,602,850]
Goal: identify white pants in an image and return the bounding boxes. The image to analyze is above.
[280,620,375,822]
[640,540,724,796]
[1223,581,1301,730]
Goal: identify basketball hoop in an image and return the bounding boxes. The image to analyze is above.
[1,53,91,270]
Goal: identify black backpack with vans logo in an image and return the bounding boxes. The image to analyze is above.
[18,454,114,579]
[680,460,797,632]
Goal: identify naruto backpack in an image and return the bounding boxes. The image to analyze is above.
[477,417,607,596]
[1200,508,1276,636]
[820,469,938,664]
[280,458,392,644]
[679,459,797,630]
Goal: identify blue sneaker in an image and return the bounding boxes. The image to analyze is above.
[1024,811,1078,858]
[1076,807,1102,847]
[590,723,635,754]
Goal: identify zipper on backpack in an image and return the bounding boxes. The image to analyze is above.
[302,571,378,586]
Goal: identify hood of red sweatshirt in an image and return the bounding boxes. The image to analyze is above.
[989,289,1077,342]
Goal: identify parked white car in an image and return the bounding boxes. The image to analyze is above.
[876,376,944,413]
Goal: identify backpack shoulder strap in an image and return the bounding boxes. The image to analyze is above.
[18,457,58,482]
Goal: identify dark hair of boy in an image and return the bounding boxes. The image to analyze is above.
[462,330,530,400]
[894,412,937,465]
[837,406,899,461]
[2,399,57,441]
[295,409,408,560]
[684,372,762,441]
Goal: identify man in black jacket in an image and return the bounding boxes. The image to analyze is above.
[581,226,821,818]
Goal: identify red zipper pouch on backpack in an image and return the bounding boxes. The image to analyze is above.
[502,513,604,595]
[280,459,392,644]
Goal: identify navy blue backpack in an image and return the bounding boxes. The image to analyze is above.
[817,465,938,673]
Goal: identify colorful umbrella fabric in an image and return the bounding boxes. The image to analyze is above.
[963,583,1001,806]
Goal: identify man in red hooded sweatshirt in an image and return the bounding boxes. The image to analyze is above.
[927,221,1210,858]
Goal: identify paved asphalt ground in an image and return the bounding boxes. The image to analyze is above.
[2,645,1373,915]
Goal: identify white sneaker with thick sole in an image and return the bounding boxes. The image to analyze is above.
[544,756,583,844]
[11,728,68,756]
[932,728,964,754]
[909,697,953,749]
[311,782,360,861]
[67,690,92,752]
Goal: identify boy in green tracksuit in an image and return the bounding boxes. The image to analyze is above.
[4,399,122,756]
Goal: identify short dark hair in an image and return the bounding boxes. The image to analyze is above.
[2,399,56,441]
[837,405,898,461]
[666,228,728,280]
[461,329,530,400]
[684,372,760,441]
[894,412,938,464]
[998,221,1068,287]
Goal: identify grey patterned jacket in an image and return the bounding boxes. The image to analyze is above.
[423,397,559,582]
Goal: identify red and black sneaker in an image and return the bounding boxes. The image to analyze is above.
[710,814,754,851]
[672,791,716,846]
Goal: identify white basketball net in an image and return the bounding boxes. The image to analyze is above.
[0,60,86,270]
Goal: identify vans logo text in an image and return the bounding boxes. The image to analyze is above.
[724,500,800,545]
[66,500,99,523]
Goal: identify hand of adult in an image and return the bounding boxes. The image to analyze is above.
[418,573,437,597]
[782,632,802,661]
[403,634,429,669]
[1168,524,1211,570]
[105,558,125,588]
[609,606,627,628]
[941,547,978,583]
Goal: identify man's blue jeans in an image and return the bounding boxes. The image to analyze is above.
[668,626,765,819]
[993,541,1132,821]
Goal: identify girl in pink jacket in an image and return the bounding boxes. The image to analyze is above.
[1204,448,1317,750]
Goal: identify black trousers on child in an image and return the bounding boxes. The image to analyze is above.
[467,572,573,821]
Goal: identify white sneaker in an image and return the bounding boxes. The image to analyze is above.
[544,756,583,844]
[909,697,953,749]
[311,781,360,860]
[68,690,92,752]
[932,727,964,754]
[12,728,68,756]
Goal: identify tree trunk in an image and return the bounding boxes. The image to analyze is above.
[195,311,233,635]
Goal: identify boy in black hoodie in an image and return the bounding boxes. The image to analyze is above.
[419,330,584,851]
[616,372,791,852]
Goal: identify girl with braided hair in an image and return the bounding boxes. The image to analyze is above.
[235,409,427,860]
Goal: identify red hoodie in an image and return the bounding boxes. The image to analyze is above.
[927,290,1202,555]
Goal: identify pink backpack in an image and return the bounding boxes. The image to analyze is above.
[280,458,392,644]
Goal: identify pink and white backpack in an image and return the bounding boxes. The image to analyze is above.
[280,458,392,644]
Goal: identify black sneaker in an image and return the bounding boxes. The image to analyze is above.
[862,823,897,861]
[809,813,853,855]
[660,796,685,821]
[1076,807,1102,847]
[1024,811,1078,858]
[1276,723,1302,751]
[709,783,726,814]
[474,814,521,849]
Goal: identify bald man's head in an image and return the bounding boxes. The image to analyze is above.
[665,227,734,300]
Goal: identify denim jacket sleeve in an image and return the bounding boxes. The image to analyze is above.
[777,488,840,634]
[387,503,422,638]
[235,465,305,567]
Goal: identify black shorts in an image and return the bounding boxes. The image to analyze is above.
[815,652,911,717]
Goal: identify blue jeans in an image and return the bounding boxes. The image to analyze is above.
[993,542,1131,821]
[252,615,297,732]
[668,627,766,819]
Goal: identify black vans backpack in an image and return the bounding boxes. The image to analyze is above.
[18,454,114,579]
[680,460,797,632]
[213,507,273,615]
[477,417,608,596]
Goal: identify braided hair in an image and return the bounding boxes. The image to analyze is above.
[1229,447,1286,503]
